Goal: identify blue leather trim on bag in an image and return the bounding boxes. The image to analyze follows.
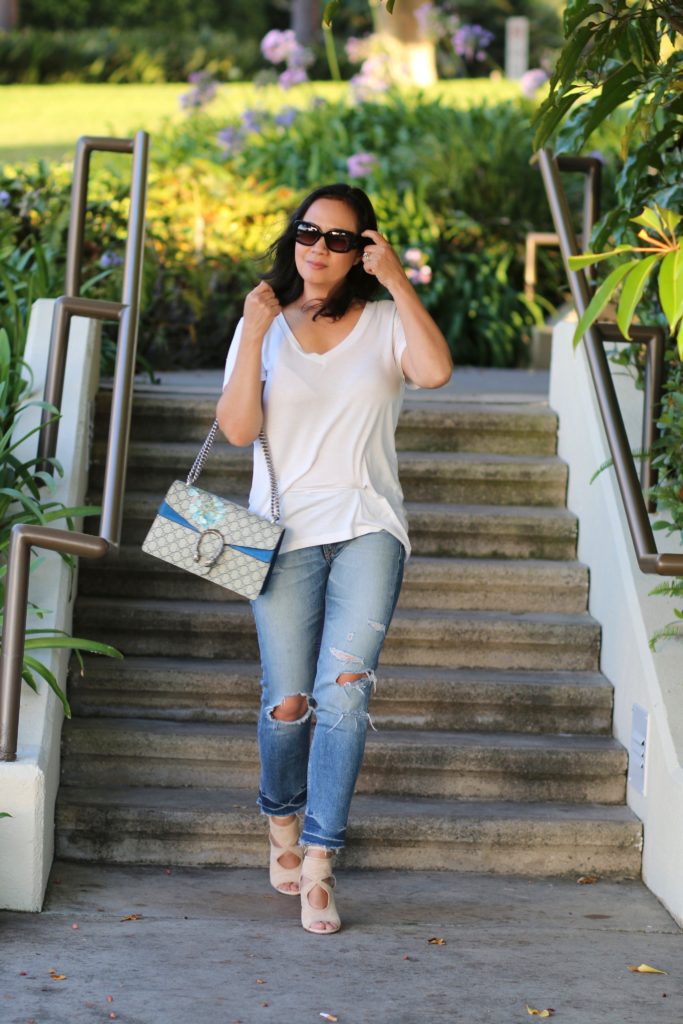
[159,502,198,532]
[227,544,274,564]
[158,502,274,563]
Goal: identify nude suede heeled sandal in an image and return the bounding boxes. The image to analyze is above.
[300,852,341,934]
[269,818,303,895]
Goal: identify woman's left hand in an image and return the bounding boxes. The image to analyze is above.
[360,230,405,292]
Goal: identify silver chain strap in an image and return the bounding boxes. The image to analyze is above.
[186,419,281,523]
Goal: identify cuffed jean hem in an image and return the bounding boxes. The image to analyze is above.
[299,814,346,851]
[257,786,307,818]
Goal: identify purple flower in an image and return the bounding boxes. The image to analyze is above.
[179,90,202,110]
[414,2,441,39]
[275,106,298,128]
[188,70,212,87]
[404,247,425,268]
[345,36,367,64]
[179,70,217,112]
[100,251,124,269]
[279,66,308,89]
[452,24,494,62]
[351,55,392,97]
[217,126,243,153]
[261,29,298,65]
[241,108,264,134]
[0,190,10,209]
[520,68,549,98]
[346,152,378,178]
[407,264,432,285]
[289,43,314,69]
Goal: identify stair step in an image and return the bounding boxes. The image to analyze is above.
[78,549,588,614]
[96,392,559,455]
[59,381,638,882]
[69,657,613,735]
[74,598,601,672]
[93,442,567,507]
[55,786,642,876]
[61,719,627,803]
[113,493,579,561]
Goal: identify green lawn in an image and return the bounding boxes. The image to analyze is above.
[0,79,523,164]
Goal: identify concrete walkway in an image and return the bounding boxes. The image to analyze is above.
[1,862,680,1024]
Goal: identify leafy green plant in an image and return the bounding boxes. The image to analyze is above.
[649,578,683,647]
[18,0,271,35]
[0,322,122,716]
[0,27,264,85]
[533,0,683,247]
[568,204,683,357]
[531,0,683,644]
[4,87,570,369]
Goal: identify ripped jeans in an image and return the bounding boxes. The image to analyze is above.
[251,530,405,850]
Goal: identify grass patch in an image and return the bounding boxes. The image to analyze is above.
[1,79,523,163]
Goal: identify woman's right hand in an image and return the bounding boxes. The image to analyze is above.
[243,282,282,338]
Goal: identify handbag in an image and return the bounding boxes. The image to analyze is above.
[142,420,284,600]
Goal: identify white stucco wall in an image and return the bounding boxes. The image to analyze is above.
[550,321,683,924]
[0,299,100,911]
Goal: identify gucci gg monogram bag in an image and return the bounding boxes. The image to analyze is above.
[142,421,284,600]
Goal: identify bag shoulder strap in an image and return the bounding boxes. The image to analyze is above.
[186,420,281,524]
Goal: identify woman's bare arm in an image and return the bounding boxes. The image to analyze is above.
[216,282,281,446]
[361,230,452,389]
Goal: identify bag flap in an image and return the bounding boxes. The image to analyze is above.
[159,481,282,558]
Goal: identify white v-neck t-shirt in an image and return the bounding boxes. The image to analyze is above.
[222,299,415,556]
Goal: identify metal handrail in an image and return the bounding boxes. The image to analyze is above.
[0,132,150,761]
[525,154,601,302]
[537,147,683,577]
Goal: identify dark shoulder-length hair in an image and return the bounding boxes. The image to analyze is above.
[261,183,381,320]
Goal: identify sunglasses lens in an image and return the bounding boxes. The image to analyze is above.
[326,232,354,253]
[295,223,320,246]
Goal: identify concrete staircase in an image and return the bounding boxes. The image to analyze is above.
[56,379,643,876]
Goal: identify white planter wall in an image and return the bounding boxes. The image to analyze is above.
[550,321,683,924]
[0,299,100,911]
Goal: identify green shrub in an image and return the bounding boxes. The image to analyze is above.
[19,0,272,35]
[153,92,600,365]
[0,27,263,84]
[1,87,621,369]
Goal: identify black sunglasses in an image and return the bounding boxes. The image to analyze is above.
[294,220,369,254]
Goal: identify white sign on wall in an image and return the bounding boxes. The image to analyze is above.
[505,16,529,79]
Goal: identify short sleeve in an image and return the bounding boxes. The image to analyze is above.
[391,306,420,390]
[222,318,267,389]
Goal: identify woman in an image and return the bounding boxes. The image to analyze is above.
[216,183,452,934]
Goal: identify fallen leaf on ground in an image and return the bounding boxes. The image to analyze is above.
[627,964,668,975]
[526,1006,554,1017]
[120,913,143,921]
[106,996,114,1003]
[49,968,67,981]
[320,1015,338,1022]
[71,923,79,930]
[427,937,446,945]
[256,979,266,985]
[577,875,600,884]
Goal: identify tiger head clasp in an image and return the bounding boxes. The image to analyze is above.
[194,528,225,570]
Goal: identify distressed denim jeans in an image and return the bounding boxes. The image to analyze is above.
[251,530,405,850]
